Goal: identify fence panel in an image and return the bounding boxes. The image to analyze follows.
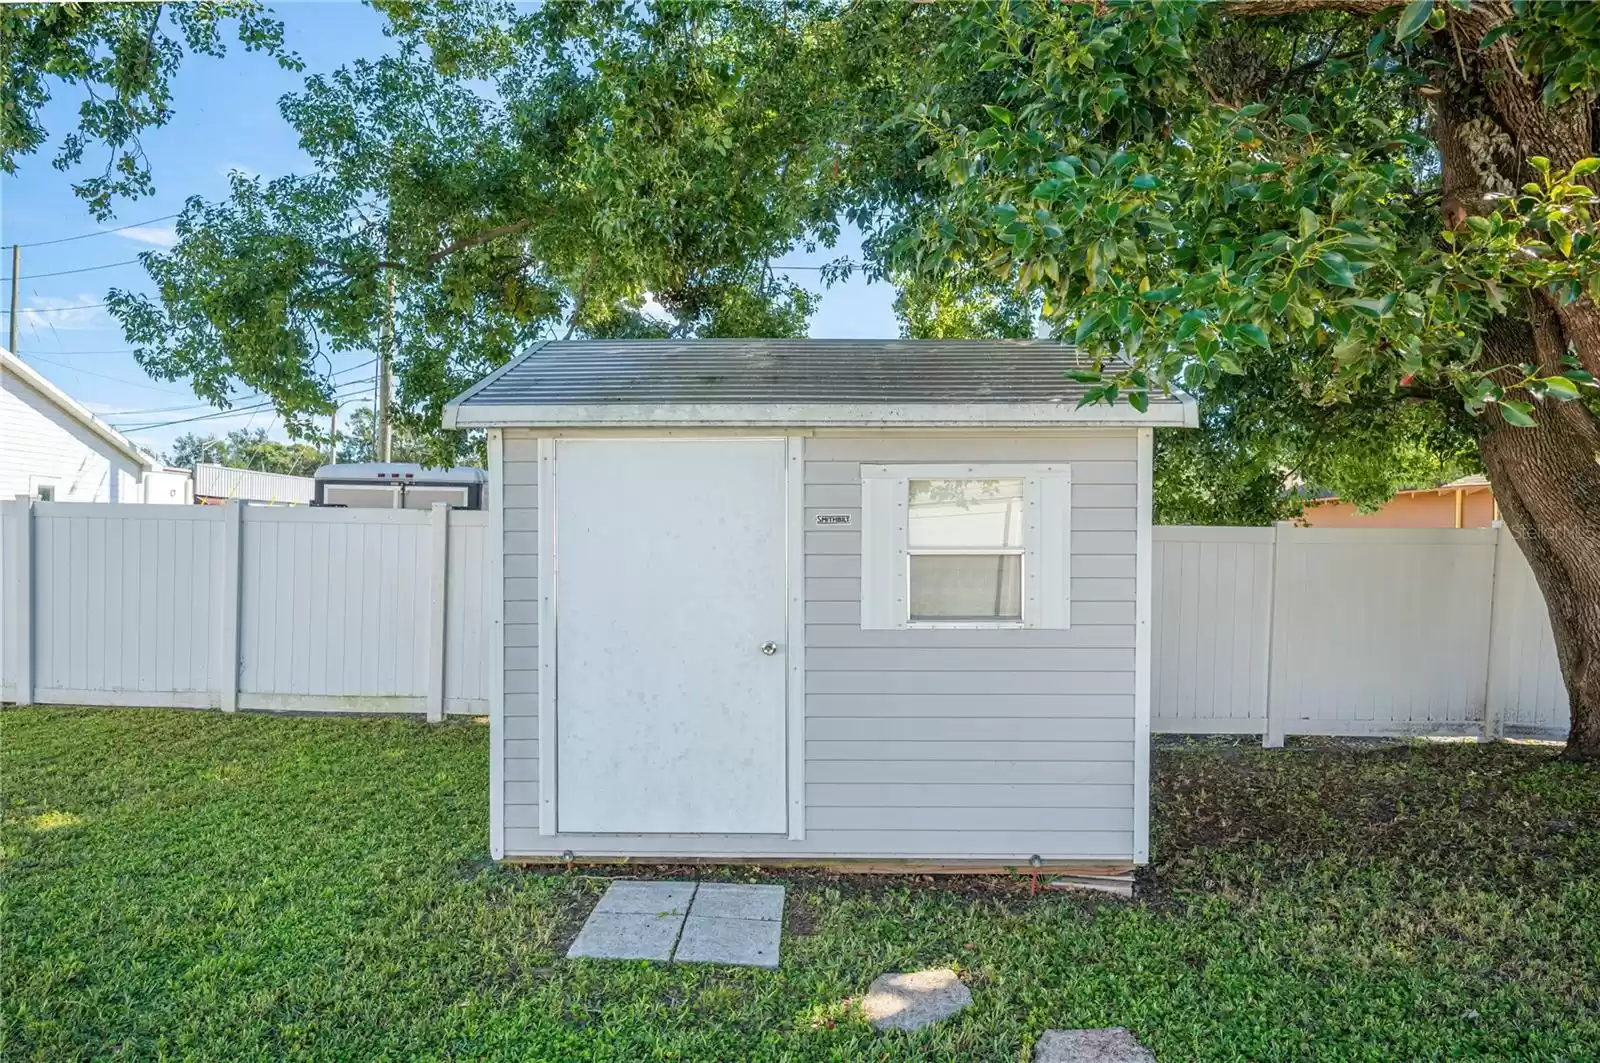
[0,503,1572,739]
[1,502,18,701]
[238,507,433,711]
[1152,526,1274,734]
[29,503,225,706]
[1271,527,1498,736]
[1488,529,1570,736]
[444,510,490,713]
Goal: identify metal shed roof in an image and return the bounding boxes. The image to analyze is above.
[443,339,1196,429]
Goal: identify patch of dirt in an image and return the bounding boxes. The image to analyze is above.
[1147,740,1596,899]
[783,898,820,938]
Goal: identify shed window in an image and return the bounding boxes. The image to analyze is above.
[907,478,1024,621]
[861,463,1072,630]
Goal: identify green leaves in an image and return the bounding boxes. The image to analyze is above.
[1396,0,1435,42]
[982,104,1013,127]
[1497,400,1537,427]
[1315,251,1359,289]
[1237,323,1271,350]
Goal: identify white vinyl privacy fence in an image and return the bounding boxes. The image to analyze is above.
[1,501,1569,741]
[1,500,488,718]
[1153,523,1569,741]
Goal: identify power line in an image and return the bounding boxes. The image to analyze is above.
[0,258,142,281]
[8,347,140,355]
[21,354,195,393]
[115,378,377,432]
[99,358,378,418]
[12,213,180,249]
[1,301,107,314]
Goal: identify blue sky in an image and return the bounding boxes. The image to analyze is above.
[0,2,898,460]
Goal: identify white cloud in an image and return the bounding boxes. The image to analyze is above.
[116,225,177,248]
[20,294,114,332]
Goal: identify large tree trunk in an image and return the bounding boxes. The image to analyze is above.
[1476,319,1600,762]
[1430,5,1600,760]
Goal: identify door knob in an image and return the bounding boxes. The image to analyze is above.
[760,641,779,656]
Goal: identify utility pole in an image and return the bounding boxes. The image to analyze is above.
[8,245,18,354]
[376,270,394,463]
[329,405,339,465]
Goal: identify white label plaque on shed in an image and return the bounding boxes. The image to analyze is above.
[553,438,789,834]
[813,513,852,527]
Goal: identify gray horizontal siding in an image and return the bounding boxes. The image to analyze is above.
[808,783,1133,808]
[807,671,1135,694]
[500,432,540,805]
[808,599,1134,626]
[808,717,1132,742]
[806,625,1134,648]
[809,759,1131,784]
[808,693,1135,716]
[498,430,1140,862]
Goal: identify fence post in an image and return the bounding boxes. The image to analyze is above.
[1262,520,1293,748]
[426,502,449,723]
[220,500,243,713]
[1480,520,1508,741]
[10,495,33,706]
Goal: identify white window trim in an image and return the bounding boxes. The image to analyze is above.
[861,463,1071,631]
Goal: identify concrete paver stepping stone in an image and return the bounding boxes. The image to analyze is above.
[567,880,696,961]
[860,968,972,1031]
[593,880,698,916]
[673,912,783,968]
[1032,1028,1156,1063]
[688,882,785,921]
[673,882,786,967]
[566,879,788,968]
[566,911,684,961]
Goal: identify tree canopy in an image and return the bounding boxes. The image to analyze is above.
[1,1,299,217]
[165,426,323,477]
[35,0,1600,754]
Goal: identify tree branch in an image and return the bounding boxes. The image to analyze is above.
[1221,0,1392,15]
[563,249,598,340]
[425,218,533,264]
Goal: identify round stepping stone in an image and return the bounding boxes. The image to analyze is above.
[860,968,972,1032]
[1032,1028,1155,1063]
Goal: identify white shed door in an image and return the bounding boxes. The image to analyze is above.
[554,438,789,834]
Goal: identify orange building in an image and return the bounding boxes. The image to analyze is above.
[1301,475,1498,529]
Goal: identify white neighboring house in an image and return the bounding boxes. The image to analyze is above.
[0,347,185,503]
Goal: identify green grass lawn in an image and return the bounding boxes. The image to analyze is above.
[2,709,1597,1062]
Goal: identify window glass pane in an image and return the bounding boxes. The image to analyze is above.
[402,486,470,511]
[908,478,1024,548]
[909,554,1022,621]
[322,483,401,508]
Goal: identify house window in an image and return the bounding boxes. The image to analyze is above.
[35,485,55,502]
[861,464,1072,630]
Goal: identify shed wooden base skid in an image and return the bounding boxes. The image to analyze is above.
[499,855,1136,879]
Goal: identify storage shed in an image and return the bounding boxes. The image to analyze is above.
[443,339,1196,876]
